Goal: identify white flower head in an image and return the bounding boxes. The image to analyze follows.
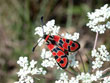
[91,45,110,69]
[95,70,103,79]
[87,4,110,34]
[40,48,57,68]
[61,32,80,41]
[55,70,104,83]
[17,57,28,67]
[15,57,46,83]
[106,21,110,29]
[79,72,93,83]
[69,77,79,83]
[37,38,45,46]
[68,53,79,68]
[60,72,68,80]
[55,72,69,83]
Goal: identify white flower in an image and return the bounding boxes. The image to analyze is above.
[95,70,102,79]
[103,76,110,83]
[92,60,103,69]
[41,48,52,59]
[34,27,43,37]
[46,19,55,27]
[37,38,45,46]
[40,48,57,68]
[106,21,110,29]
[45,51,52,58]
[69,77,79,83]
[55,80,64,83]
[79,72,93,83]
[55,73,69,83]
[17,57,28,67]
[68,53,79,68]
[25,76,34,83]
[60,72,68,80]
[41,48,46,59]
[91,45,110,69]
[61,32,79,41]
[72,32,80,41]
[30,60,37,68]
[76,71,102,83]
[15,57,47,83]
[51,26,60,35]
[41,58,56,68]
[87,4,110,34]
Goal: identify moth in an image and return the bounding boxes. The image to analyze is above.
[33,17,80,69]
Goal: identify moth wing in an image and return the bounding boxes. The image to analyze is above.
[51,45,68,69]
[58,37,80,52]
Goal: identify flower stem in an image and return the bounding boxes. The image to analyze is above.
[65,69,75,76]
[102,67,110,75]
[93,32,99,50]
[78,51,86,73]
[76,67,81,74]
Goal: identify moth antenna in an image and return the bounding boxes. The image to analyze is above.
[32,38,43,52]
[32,16,44,52]
[41,16,44,34]
[32,43,38,52]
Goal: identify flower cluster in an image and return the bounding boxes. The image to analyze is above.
[78,71,103,83]
[87,4,110,34]
[91,45,110,69]
[55,71,103,83]
[68,53,79,68]
[15,57,46,83]
[35,20,60,37]
[41,48,57,68]
[61,32,80,41]
[55,73,69,83]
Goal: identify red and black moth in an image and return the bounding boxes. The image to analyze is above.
[32,17,80,69]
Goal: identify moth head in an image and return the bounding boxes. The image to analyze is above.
[43,34,48,39]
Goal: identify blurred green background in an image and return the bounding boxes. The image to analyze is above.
[0,0,110,83]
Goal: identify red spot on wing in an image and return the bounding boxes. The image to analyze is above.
[69,41,73,45]
[62,38,66,42]
[64,50,68,55]
[54,35,60,42]
[45,35,50,41]
[70,42,80,51]
[57,51,65,56]
[49,45,68,69]
[60,58,68,68]
[59,46,65,51]
[63,42,68,49]
[52,52,56,56]
[57,58,61,62]
[47,44,54,51]
[70,47,75,51]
